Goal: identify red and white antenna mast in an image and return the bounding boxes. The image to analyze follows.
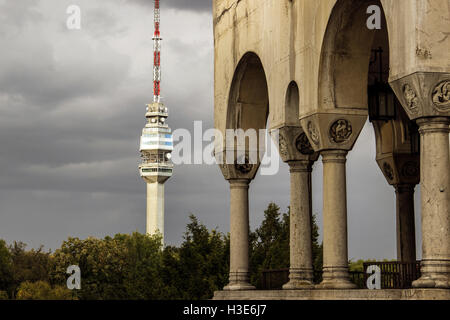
[153,0,162,103]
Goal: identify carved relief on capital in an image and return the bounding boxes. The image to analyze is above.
[329,119,353,144]
[300,113,366,152]
[403,84,420,115]
[234,155,253,174]
[307,122,320,146]
[432,80,450,111]
[383,162,395,182]
[295,133,315,155]
[390,72,450,120]
[278,132,289,160]
[376,154,420,186]
[274,126,319,163]
[401,161,419,179]
[217,153,259,181]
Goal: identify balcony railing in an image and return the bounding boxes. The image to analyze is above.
[260,261,421,290]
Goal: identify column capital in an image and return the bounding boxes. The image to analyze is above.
[299,113,367,152]
[321,150,348,164]
[228,178,251,189]
[272,126,319,163]
[218,160,260,181]
[394,183,416,194]
[390,72,450,120]
[417,117,450,134]
[287,160,313,173]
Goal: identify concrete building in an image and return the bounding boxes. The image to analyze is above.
[212,0,449,300]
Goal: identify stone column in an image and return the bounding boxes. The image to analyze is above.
[224,178,255,290]
[317,150,356,289]
[283,160,315,289]
[413,117,450,289]
[394,184,417,263]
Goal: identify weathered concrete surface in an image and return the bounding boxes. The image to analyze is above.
[214,0,450,295]
[213,289,450,300]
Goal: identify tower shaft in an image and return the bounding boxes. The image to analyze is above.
[146,182,165,237]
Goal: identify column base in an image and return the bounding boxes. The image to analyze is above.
[224,282,256,291]
[224,272,256,291]
[283,280,314,290]
[317,267,357,289]
[413,260,450,289]
[282,268,314,290]
[316,278,357,289]
[412,277,449,289]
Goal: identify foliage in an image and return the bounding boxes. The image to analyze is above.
[162,215,229,299]
[0,240,13,295]
[16,281,73,300]
[0,291,9,300]
[50,233,163,300]
[8,242,52,298]
[249,203,323,287]
[1,202,326,299]
[249,203,289,287]
[348,259,396,272]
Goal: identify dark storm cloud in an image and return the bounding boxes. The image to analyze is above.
[0,0,414,261]
[129,0,212,12]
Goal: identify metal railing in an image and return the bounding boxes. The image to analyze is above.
[362,261,421,289]
[260,261,421,290]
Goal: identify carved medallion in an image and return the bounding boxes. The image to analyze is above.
[330,119,352,144]
[401,161,419,178]
[278,132,289,159]
[307,122,320,145]
[383,162,394,181]
[403,84,419,114]
[235,156,253,174]
[432,80,450,111]
[295,133,314,155]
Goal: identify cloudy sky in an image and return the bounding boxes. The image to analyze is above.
[0,0,422,261]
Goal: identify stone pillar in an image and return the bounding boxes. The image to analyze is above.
[274,126,319,289]
[224,178,255,290]
[283,161,315,289]
[412,117,450,289]
[394,184,417,263]
[317,150,356,289]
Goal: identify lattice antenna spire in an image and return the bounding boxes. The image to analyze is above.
[153,0,162,103]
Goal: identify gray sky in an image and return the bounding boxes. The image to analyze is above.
[0,0,422,261]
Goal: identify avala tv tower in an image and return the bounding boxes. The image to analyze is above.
[139,0,173,243]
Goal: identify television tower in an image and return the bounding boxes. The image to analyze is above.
[139,0,173,244]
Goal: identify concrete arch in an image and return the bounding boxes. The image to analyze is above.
[226,52,269,132]
[285,81,300,126]
[318,0,392,112]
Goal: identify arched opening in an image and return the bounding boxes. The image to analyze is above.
[318,0,421,280]
[227,52,269,132]
[285,81,300,125]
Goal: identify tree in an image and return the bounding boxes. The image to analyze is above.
[16,281,73,300]
[8,242,52,298]
[311,213,323,283]
[162,215,229,300]
[0,240,13,296]
[249,203,290,287]
[249,203,323,287]
[119,232,167,299]
[50,236,130,300]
